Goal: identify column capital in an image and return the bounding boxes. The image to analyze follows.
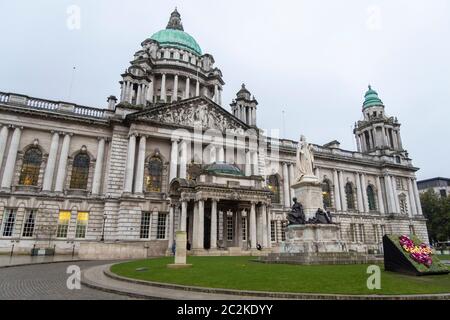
[128,131,138,138]
[97,136,109,142]
[9,125,24,130]
[171,136,179,143]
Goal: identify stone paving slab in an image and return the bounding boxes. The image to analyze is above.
[82,263,450,300]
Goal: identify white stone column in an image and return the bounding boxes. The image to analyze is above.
[124,134,137,193]
[0,125,9,173]
[136,84,142,105]
[192,201,199,247]
[338,170,347,211]
[214,84,218,103]
[179,140,187,179]
[218,88,222,105]
[250,202,257,249]
[407,178,417,217]
[147,80,154,103]
[217,146,224,163]
[266,209,271,248]
[1,127,21,189]
[169,138,179,182]
[54,133,71,192]
[209,145,216,164]
[180,200,187,231]
[210,199,218,249]
[261,203,268,248]
[384,175,394,213]
[128,82,134,104]
[185,77,190,99]
[91,137,106,195]
[391,176,400,213]
[194,200,204,249]
[356,135,361,152]
[375,176,385,214]
[288,163,295,202]
[134,135,146,194]
[252,151,259,175]
[361,174,369,212]
[195,79,200,97]
[245,150,251,176]
[168,205,174,249]
[412,178,423,215]
[333,170,342,211]
[172,74,178,102]
[42,132,60,191]
[161,73,167,102]
[282,163,290,207]
[355,173,364,213]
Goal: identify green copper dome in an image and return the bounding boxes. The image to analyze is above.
[150,9,202,56]
[204,162,244,176]
[363,85,384,108]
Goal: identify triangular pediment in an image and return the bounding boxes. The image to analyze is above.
[128,97,250,132]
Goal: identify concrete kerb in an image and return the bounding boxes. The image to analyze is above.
[0,259,88,269]
[99,264,450,300]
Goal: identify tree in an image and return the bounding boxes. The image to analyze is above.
[420,189,450,244]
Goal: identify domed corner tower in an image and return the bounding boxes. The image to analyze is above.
[353,85,407,160]
[117,8,225,109]
[230,84,258,127]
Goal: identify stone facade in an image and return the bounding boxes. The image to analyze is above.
[0,10,428,257]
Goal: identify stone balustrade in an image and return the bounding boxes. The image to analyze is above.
[0,91,108,119]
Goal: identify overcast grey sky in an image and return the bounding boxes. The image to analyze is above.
[0,0,449,179]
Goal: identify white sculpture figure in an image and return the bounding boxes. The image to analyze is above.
[296,135,315,182]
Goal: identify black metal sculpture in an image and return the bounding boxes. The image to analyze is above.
[307,208,333,224]
[287,198,306,225]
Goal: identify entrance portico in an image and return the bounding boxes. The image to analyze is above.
[169,163,272,255]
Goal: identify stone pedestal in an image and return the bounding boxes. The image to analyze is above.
[291,175,323,220]
[281,224,344,254]
[167,231,192,269]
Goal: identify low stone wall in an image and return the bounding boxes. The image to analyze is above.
[259,252,383,265]
[78,241,168,260]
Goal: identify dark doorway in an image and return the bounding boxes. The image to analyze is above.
[204,210,211,249]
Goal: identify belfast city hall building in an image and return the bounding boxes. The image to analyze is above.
[0,10,428,258]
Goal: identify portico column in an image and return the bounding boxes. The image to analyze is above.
[214,84,218,103]
[91,137,106,195]
[338,170,347,211]
[134,135,146,194]
[261,203,268,248]
[333,170,342,211]
[355,173,364,213]
[0,125,9,173]
[180,200,187,231]
[245,150,251,176]
[266,208,272,248]
[42,132,60,191]
[185,77,190,99]
[169,138,179,181]
[168,205,174,249]
[407,178,417,217]
[384,175,394,213]
[1,127,22,189]
[147,80,154,103]
[179,140,187,179]
[282,163,290,207]
[195,79,200,97]
[250,202,257,249]
[172,74,178,102]
[288,163,295,202]
[124,134,137,193]
[361,174,369,212]
[412,178,423,215]
[136,84,142,105]
[375,176,385,214]
[54,133,71,192]
[210,199,218,249]
[193,200,204,249]
[128,82,133,104]
[161,73,167,102]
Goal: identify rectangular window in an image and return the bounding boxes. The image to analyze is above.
[241,217,247,241]
[140,212,151,239]
[156,213,167,240]
[270,221,276,242]
[227,216,233,241]
[75,212,89,239]
[22,210,37,238]
[380,224,386,237]
[373,224,379,243]
[2,209,17,237]
[56,211,71,238]
[359,224,365,243]
[350,224,356,242]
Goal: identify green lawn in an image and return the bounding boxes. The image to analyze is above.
[437,254,450,260]
[110,256,450,295]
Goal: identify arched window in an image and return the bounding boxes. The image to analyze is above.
[267,175,280,204]
[367,185,377,211]
[322,180,332,209]
[146,157,163,192]
[70,153,90,189]
[19,148,42,186]
[345,182,355,210]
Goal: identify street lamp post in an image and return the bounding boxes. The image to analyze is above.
[101,214,107,242]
